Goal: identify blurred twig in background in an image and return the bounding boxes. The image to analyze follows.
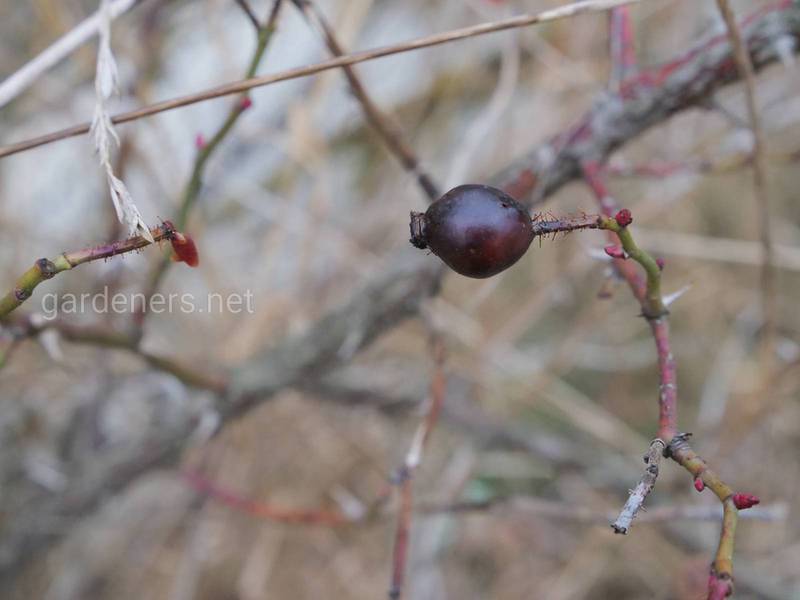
[0,0,142,108]
[389,336,446,600]
[291,0,440,200]
[137,0,284,332]
[0,0,656,159]
[715,0,775,361]
[608,5,636,92]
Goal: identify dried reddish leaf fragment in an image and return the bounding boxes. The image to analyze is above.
[162,220,200,267]
[170,232,199,267]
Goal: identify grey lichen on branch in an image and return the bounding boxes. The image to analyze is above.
[611,438,666,534]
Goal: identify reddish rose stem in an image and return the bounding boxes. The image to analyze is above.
[388,338,446,599]
[389,475,413,600]
[652,318,678,441]
[609,6,637,91]
[583,156,756,598]
[183,469,348,526]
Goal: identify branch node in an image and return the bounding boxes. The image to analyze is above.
[665,431,692,458]
[35,258,57,279]
[13,287,31,302]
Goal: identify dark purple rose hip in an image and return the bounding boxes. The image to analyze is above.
[409,184,534,278]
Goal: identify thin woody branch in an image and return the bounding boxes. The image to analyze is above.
[609,6,637,92]
[389,337,445,600]
[666,434,760,599]
[291,0,439,200]
[715,0,776,355]
[605,145,800,178]
[0,223,174,319]
[582,165,677,534]
[183,469,348,525]
[423,496,780,524]
[494,0,800,204]
[181,467,781,527]
[599,210,667,319]
[587,148,755,598]
[233,0,260,30]
[59,323,228,393]
[0,0,666,160]
[176,0,283,231]
[581,161,646,299]
[611,438,665,534]
[4,316,229,392]
[139,0,283,321]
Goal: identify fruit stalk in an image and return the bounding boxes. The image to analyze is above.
[531,213,603,237]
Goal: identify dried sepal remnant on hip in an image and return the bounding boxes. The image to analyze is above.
[162,220,199,267]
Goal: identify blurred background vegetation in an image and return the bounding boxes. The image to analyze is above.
[1,0,798,598]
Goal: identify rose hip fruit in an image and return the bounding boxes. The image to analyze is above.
[410,184,534,278]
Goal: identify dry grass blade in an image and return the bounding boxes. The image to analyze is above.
[715,0,775,355]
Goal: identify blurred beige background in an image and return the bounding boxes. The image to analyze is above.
[1,1,798,598]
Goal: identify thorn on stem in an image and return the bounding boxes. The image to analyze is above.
[239,95,253,111]
[694,477,705,492]
[604,244,626,259]
[656,257,665,271]
[195,133,207,150]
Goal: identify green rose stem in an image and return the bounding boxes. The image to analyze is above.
[138,2,284,331]
[0,223,174,319]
